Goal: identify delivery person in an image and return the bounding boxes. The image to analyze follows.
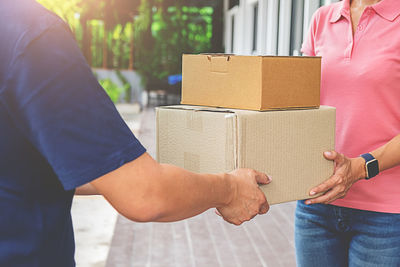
[0,0,270,266]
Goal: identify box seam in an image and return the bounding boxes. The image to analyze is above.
[155,108,160,162]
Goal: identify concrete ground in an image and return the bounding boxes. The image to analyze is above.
[71,196,117,267]
[71,104,298,267]
[71,103,142,267]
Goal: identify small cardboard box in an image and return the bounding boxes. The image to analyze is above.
[156,105,335,205]
[181,54,321,111]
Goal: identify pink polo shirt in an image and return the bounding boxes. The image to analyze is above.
[302,0,400,213]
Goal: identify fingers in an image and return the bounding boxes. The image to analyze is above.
[324,150,345,165]
[259,202,270,214]
[323,150,337,160]
[306,186,344,204]
[307,151,356,205]
[253,170,271,185]
[217,168,271,225]
[215,209,222,217]
[256,189,269,215]
[309,175,337,196]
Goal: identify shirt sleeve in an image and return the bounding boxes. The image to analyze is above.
[3,20,146,191]
[301,8,320,57]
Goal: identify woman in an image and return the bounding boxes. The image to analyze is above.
[295,0,400,266]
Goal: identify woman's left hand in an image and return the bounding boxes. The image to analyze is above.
[305,151,366,205]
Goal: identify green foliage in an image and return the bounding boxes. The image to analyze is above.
[116,70,132,102]
[134,1,213,86]
[37,0,81,31]
[37,0,215,89]
[99,79,123,103]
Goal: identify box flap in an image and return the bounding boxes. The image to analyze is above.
[181,54,263,110]
[157,105,235,114]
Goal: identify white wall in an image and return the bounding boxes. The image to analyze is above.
[224,0,340,56]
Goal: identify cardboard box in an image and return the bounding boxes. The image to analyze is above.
[156,105,335,205]
[181,54,321,111]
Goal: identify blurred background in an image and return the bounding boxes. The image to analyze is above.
[36,1,340,266]
[38,0,221,108]
[38,0,338,108]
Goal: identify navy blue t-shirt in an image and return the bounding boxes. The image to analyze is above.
[0,0,146,265]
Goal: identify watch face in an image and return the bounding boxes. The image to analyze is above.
[366,159,379,179]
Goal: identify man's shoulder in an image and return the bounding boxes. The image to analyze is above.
[0,0,65,55]
[0,0,68,78]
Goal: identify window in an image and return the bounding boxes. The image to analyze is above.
[231,15,235,53]
[229,0,239,9]
[266,0,280,55]
[277,0,292,55]
[252,3,259,52]
[225,4,238,54]
[290,0,304,55]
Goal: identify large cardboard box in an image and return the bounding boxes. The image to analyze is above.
[156,105,335,205]
[181,54,321,111]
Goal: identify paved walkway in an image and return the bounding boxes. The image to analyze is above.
[106,108,298,267]
[71,104,142,267]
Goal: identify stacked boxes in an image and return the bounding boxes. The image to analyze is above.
[156,54,335,205]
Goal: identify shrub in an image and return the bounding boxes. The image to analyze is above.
[99,78,123,103]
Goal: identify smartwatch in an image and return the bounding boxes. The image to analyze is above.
[360,153,379,180]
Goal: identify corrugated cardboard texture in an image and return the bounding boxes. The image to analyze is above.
[261,57,321,109]
[157,105,335,205]
[181,54,262,110]
[233,107,335,204]
[156,106,237,173]
[181,54,321,111]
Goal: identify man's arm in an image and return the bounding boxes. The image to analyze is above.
[75,183,99,195]
[88,153,270,225]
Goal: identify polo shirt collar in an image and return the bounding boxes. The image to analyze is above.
[330,0,400,23]
[373,0,400,21]
[330,0,350,23]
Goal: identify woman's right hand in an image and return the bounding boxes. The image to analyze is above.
[306,151,365,205]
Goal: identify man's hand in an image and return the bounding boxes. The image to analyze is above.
[305,151,365,205]
[91,153,271,223]
[216,169,271,225]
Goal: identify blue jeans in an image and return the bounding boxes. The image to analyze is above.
[295,200,400,267]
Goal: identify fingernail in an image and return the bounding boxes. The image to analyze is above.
[305,200,311,205]
[310,191,316,196]
[267,175,272,182]
[324,151,332,157]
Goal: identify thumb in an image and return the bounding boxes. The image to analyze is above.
[215,209,222,217]
[255,171,272,185]
[324,151,337,161]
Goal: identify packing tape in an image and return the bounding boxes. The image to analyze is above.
[225,114,238,171]
[184,152,200,173]
[238,116,247,167]
[186,111,203,132]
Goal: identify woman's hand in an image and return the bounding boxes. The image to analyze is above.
[305,151,366,205]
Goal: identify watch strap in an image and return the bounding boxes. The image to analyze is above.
[360,153,374,163]
[360,153,379,179]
